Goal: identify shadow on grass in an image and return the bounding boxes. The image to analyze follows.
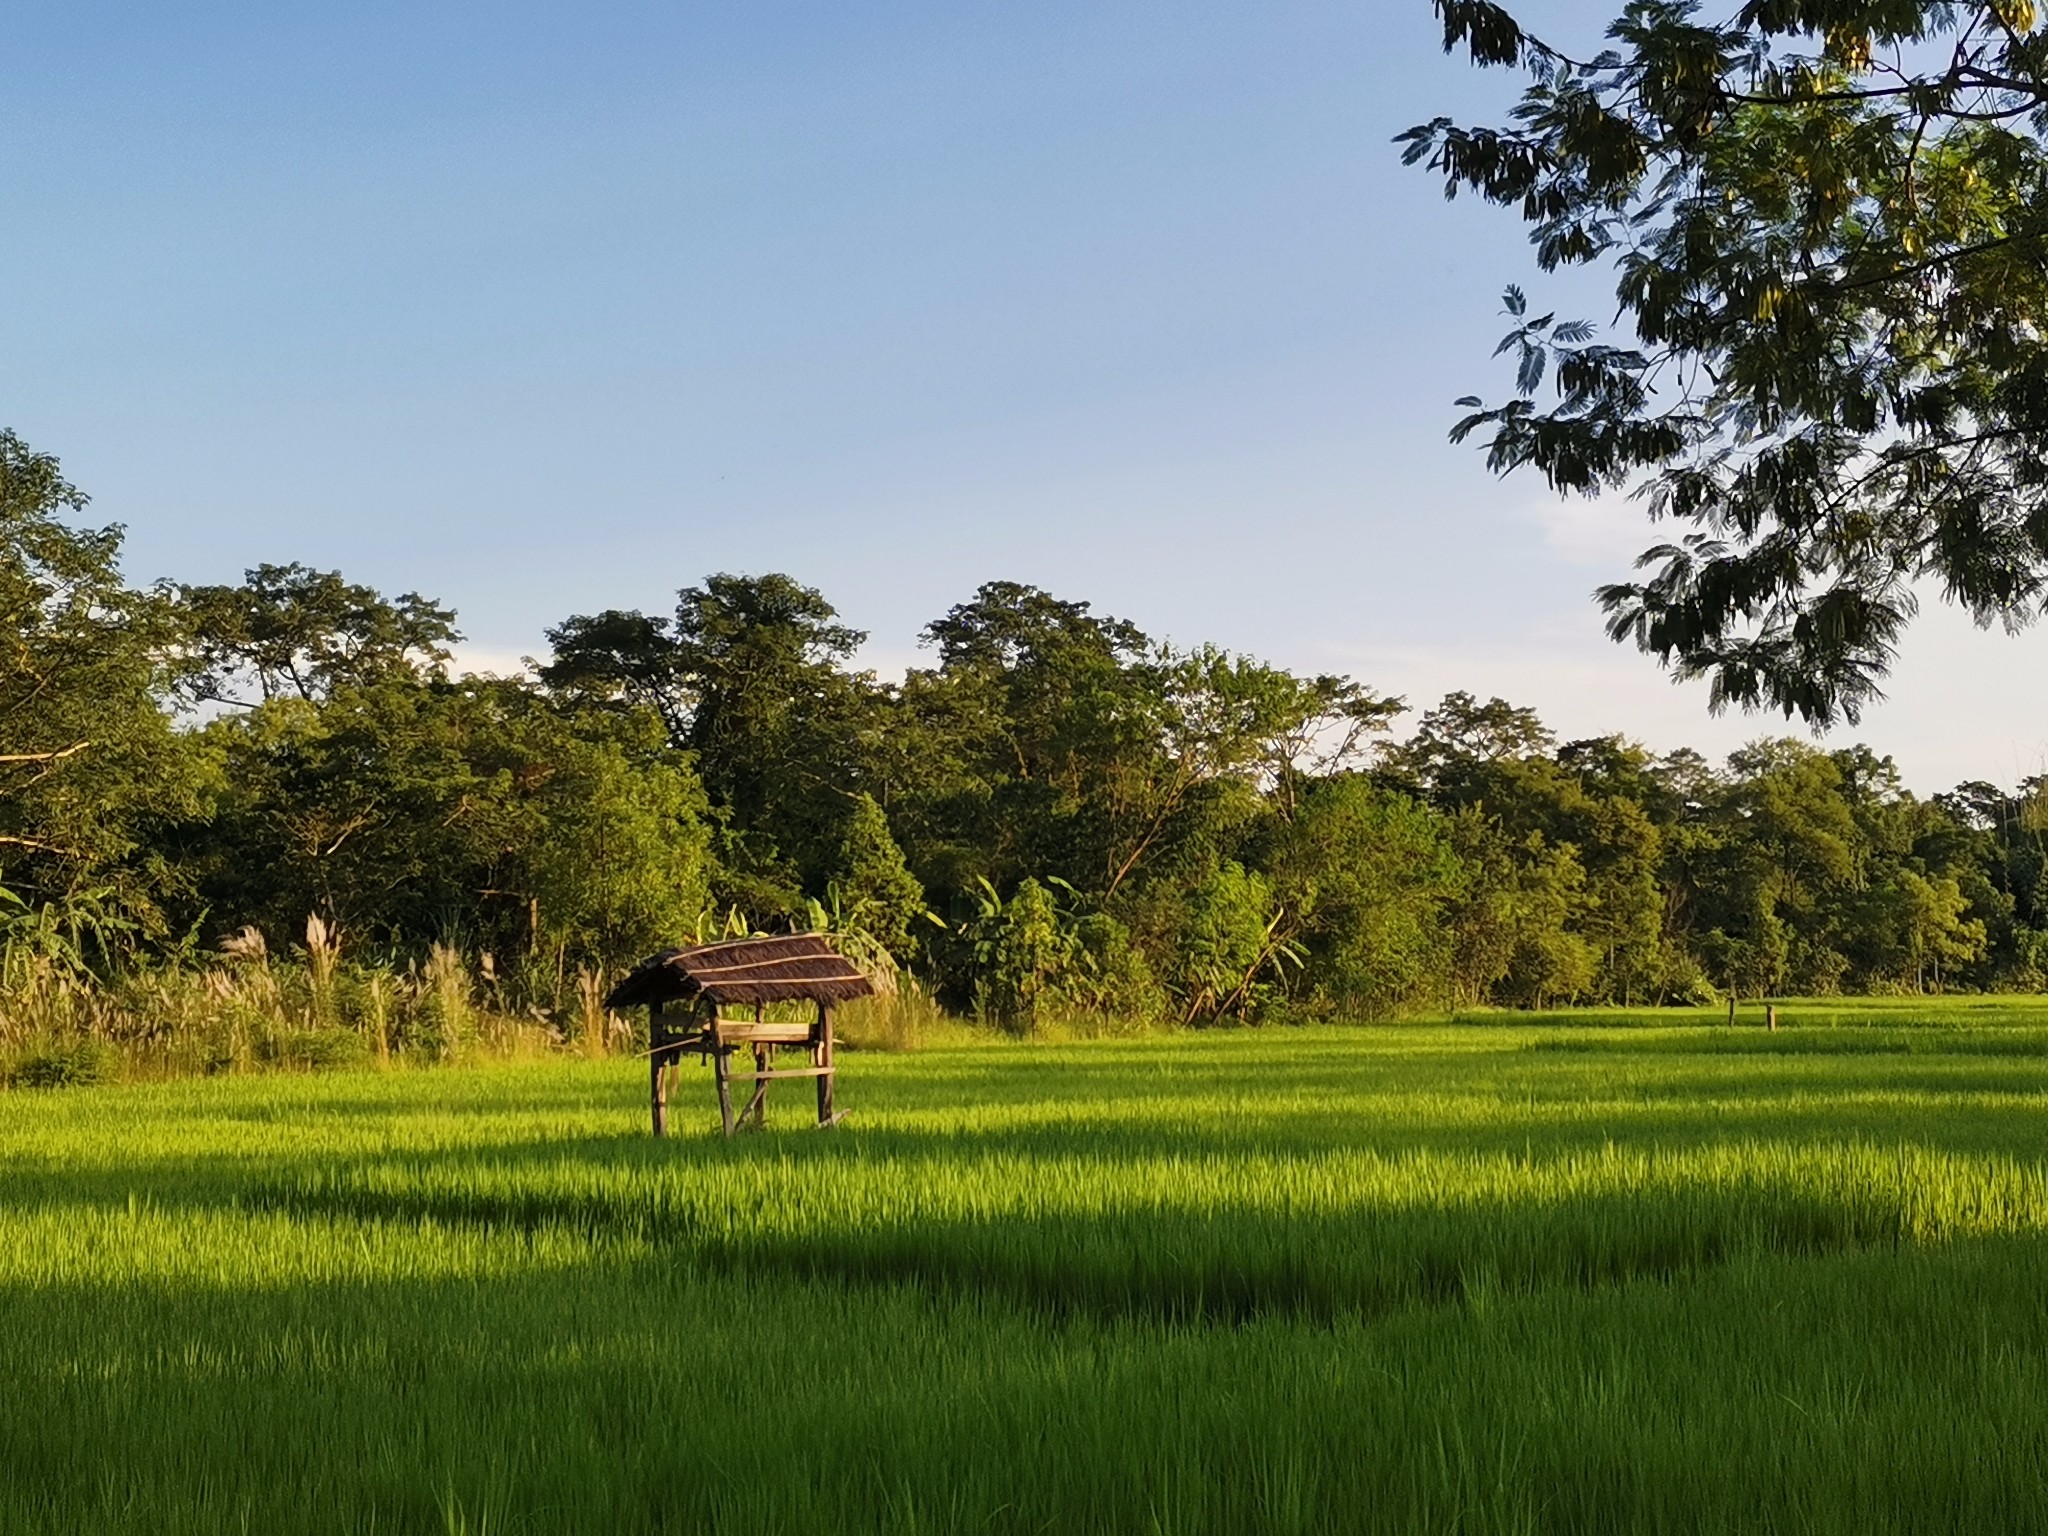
[253,1122,2044,1328]
[7,1026,2047,1330]
[8,1229,2048,1536]
[9,1057,2048,1213]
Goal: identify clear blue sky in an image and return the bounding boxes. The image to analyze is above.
[4,1,2040,788]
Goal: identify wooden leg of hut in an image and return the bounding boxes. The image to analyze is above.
[745,1045,769,1129]
[649,1006,672,1139]
[650,1044,669,1138]
[714,1045,735,1138]
[815,1004,837,1127]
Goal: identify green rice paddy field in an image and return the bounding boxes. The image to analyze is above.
[6,998,2048,1533]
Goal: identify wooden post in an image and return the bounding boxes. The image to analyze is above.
[745,1044,770,1129]
[1766,1002,1778,1032]
[816,1002,836,1127]
[1726,994,1738,1027]
[714,1043,736,1137]
[650,1005,670,1138]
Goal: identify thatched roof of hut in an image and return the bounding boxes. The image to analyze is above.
[605,933,877,1011]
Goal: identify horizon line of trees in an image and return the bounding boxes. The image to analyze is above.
[6,427,2047,1026]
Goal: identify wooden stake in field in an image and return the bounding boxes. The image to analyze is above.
[606,934,875,1138]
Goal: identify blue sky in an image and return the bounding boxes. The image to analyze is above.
[4,1,2041,789]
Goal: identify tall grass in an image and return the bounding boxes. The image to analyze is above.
[0,939,1154,1089]
[6,949,2046,1093]
[0,940,584,1086]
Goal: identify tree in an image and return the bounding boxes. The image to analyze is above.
[1938,775,2048,979]
[1847,866,1986,991]
[1568,788,1671,1003]
[1690,739,1862,993]
[544,573,882,910]
[826,793,929,960]
[180,563,458,704]
[905,582,1397,902]
[513,708,715,967]
[909,581,1158,893]
[1407,0,2048,723]
[0,431,204,935]
[1170,861,1295,1022]
[1267,777,1465,1017]
[544,573,865,757]
[191,675,711,966]
[1101,645,1399,897]
[964,876,1074,1028]
[1381,692,1554,801]
[1380,695,1661,1003]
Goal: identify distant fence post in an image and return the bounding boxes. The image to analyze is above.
[1766,1002,1778,1032]
[1726,994,1737,1027]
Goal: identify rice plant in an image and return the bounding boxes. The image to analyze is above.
[3,1017,2048,1532]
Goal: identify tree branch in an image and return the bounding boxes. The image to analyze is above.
[0,834,86,857]
[0,741,91,767]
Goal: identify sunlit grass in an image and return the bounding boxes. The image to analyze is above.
[4,1011,2048,1532]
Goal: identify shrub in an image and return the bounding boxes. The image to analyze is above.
[969,877,1072,1029]
[260,1028,371,1072]
[8,1038,117,1089]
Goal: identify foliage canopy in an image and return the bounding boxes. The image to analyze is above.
[1406,0,2048,722]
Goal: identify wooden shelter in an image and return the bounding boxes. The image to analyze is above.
[606,934,875,1137]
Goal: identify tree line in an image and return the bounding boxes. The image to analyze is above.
[5,428,2045,1028]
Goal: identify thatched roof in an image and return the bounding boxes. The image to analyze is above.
[605,933,877,1011]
